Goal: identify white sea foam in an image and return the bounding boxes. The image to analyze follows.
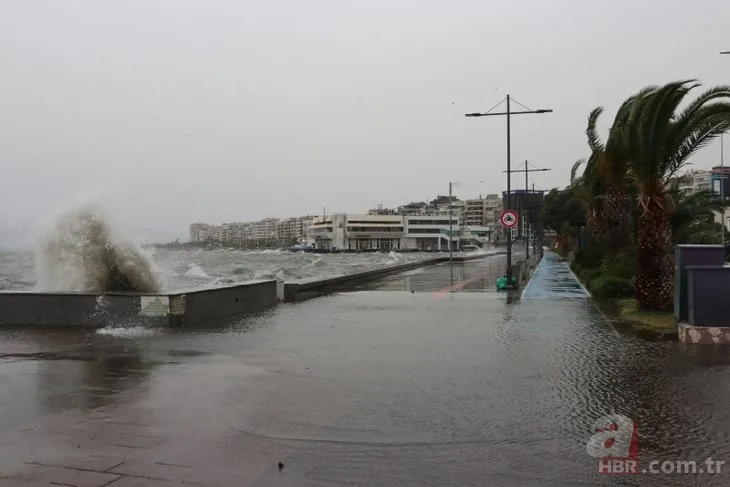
[184,263,209,278]
[34,201,164,292]
[96,325,161,337]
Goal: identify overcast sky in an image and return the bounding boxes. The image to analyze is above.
[1,0,729,244]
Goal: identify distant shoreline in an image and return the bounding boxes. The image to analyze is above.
[149,240,502,253]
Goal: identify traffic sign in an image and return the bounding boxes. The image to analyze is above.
[499,209,518,228]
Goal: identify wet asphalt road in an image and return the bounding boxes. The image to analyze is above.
[2,252,730,486]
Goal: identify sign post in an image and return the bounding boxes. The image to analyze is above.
[496,210,519,290]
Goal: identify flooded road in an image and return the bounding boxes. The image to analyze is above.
[2,254,730,486]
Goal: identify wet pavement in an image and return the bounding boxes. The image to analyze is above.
[358,251,524,293]
[522,250,590,299]
[2,254,730,486]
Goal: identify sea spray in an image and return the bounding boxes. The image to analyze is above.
[34,202,163,292]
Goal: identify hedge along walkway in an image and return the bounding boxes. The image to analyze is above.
[521,251,591,299]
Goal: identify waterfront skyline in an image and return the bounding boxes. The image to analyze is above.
[1,0,728,246]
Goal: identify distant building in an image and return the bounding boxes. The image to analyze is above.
[403,215,461,251]
[188,214,317,245]
[307,213,489,251]
[398,202,429,216]
[276,216,317,241]
[251,218,279,240]
[464,194,502,226]
[189,223,212,243]
[502,189,545,244]
[309,213,403,250]
[367,205,398,215]
[463,194,502,242]
[677,170,712,195]
[711,166,730,203]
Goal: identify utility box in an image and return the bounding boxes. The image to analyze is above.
[674,244,725,324]
[686,265,730,326]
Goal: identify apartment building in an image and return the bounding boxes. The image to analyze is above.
[677,170,712,195]
[464,199,486,226]
[398,202,429,216]
[189,223,211,242]
[189,214,317,244]
[402,215,460,250]
[675,168,730,229]
[429,195,464,222]
[228,222,253,244]
[711,166,730,202]
[276,216,317,241]
[250,217,279,240]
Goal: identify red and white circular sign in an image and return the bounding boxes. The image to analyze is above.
[499,209,518,228]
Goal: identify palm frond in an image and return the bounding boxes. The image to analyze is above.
[626,81,705,195]
[570,158,586,185]
[586,107,605,154]
[666,116,730,181]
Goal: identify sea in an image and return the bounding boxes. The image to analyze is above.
[0,247,443,292]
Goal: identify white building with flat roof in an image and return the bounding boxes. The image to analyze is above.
[308,213,490,251]
[309,214,403,250]
[677,170,712,195]
[402,215,460,250]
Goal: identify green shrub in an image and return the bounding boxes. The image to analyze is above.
[600,249,636,280]
[573,244,610,270]
[582,268,603,287]
[591,275,634,299]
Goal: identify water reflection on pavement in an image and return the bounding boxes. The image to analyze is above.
[1,258,730,486]
[522,251,590,299]
[359,252,524,293]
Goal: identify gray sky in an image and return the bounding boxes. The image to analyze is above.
[1,0,729,245]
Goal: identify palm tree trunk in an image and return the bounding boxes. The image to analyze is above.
[586,208,608,243]
[635,196,674,310]
[605,186,633,249]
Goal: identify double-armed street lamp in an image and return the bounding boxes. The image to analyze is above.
[465,95,553,289]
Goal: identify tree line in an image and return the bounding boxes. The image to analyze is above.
[542,80,730,311]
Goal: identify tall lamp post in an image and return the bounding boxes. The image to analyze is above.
[465,95,552,288]
[721,51,729,243]
[448,182,461,284]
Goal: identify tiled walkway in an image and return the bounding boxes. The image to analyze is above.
[521,251,590,299]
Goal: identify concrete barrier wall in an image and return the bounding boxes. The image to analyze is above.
[284,258,442,301]
[282,252,506,302]
[508,254,540,288]
[167,280,277,327]
[0,280,279,328]
[0,292,161,327]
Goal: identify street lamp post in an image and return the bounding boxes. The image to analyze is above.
[722,135,726,244]
[466,95,552,288]
[448,181,460,284]
[721,51,729,243]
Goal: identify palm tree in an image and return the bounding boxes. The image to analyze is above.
[570,156,607,243]
[587,88,658,250]
[625,80,730,310]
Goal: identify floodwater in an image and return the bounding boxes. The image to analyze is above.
[1,253,730,486]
